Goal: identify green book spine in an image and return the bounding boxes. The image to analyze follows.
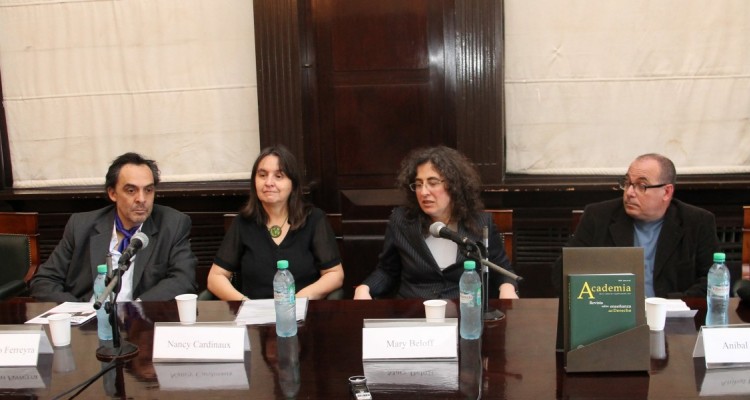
[568,273,636,349]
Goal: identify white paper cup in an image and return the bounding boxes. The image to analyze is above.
[175,293,198,324]
[47,313,72,347]
[424,299,447,321]
[645,297,668,331]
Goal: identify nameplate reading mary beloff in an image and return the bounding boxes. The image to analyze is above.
[362,319,458,361]
[152,323,248,363]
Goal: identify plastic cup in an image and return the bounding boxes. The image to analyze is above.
[649,329,666,359]
[53,344,76,373]
[47,313,72,347]
[175,293,198,324]
[424,299,447,321]
[645,297,668,331]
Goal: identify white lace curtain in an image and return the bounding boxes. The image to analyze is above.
[0,0,260,188]
[504,0,750,175]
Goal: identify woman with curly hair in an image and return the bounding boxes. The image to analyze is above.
[354,146,518,300]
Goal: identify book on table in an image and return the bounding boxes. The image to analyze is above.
[568,273,637,349]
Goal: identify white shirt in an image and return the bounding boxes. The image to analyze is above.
[425,235,458,270]
[107,224,142,301]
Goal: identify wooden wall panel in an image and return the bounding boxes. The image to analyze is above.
[455,0,505,183]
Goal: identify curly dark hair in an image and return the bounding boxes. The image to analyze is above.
[397,146,484,236]
[240,145,312,230]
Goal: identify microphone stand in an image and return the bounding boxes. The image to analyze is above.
[466,242,505,321]
[94,257,139,362]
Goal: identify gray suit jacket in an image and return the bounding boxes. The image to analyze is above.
[552,198,718,298]
[30,204,198,302]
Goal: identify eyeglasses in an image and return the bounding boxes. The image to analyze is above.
[409,178,444,192]
[617,178,669,194]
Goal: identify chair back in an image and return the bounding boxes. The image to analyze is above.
[742,206,750,280]
[0,212,40,282]
[486,209,513,264]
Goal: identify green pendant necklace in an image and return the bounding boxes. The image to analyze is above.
[268,216,288,238]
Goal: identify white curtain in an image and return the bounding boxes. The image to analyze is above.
[504,0,750,175]
[0,0,260,188]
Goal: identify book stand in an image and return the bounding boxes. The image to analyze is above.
[561,247,650,373]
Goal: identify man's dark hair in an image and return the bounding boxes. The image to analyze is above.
[636,153,676,184]
[104,152,161,191]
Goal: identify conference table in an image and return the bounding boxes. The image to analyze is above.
[1,297,749,399]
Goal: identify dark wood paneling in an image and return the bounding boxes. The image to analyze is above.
[307,0,453,209]
[455,0,504,181]
[330,1,429,70]
[253,0,305,160]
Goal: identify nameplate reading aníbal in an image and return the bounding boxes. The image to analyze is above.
[362,319,458,361]
[152,323,248,363]
[697,325,750,369]
[0,333,41,367]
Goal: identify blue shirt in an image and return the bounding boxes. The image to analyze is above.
[634,219,664,297]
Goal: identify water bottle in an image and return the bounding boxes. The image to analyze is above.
[93,264,113,340]
[277,335,301,398]
[706,252,730,326]
[459,260,482,339]
[273,260,297,337]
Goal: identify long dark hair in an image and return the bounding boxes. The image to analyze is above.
[397,146,484,236]
[240,145,312,229]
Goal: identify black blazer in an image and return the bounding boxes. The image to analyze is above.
[362,207,516,299]
[552,198,718,298]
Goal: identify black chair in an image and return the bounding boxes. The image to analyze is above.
[0,212,40,300]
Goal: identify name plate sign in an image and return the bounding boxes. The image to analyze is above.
[362,318,457,361]
[693,324,750,369]
[0,367,45,389]
[153,322,249,363]
[154,362,250,390]
[0,325,51,367]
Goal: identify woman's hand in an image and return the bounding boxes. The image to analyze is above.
[353,285,372,300]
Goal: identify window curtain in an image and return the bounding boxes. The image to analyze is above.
[504,0,750,175]
[0,0,259,188]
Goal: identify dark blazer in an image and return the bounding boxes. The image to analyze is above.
[552,198,718,298]
[30,204,198,302]
[362,207,516,299]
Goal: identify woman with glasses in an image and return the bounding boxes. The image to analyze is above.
[207,145,344,300]
[551,153,718,298]
[353,146,519,300]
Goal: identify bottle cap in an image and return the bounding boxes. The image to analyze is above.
[277,260,289,270]
[713,252,726,263]
[463,260,476,270]
[97,264,108,274]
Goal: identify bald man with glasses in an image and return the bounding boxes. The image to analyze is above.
[552,153,719,298]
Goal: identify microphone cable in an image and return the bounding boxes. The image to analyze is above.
[50,344,124,400]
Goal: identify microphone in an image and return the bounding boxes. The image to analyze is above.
[429,222,472,245]
[118,232,149,267]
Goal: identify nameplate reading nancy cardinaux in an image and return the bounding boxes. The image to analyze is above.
[362,318,458,361]
[152,322,248,363]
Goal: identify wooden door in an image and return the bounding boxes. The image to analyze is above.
[304,0,455,209]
